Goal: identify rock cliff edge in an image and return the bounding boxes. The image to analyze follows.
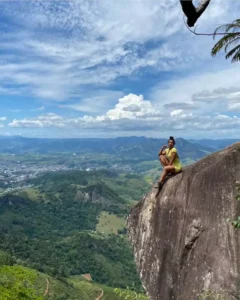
[127,143,240,300]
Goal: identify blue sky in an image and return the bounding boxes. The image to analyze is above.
[0,0,240,138]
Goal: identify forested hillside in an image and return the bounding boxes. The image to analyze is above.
[0,170,151,290]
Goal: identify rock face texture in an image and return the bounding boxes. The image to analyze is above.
[127,143,240,300]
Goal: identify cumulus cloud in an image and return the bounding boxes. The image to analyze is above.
[8,93,240,137]
[104,94,159,120]
[9,94,162,129]
[122,104,141,113]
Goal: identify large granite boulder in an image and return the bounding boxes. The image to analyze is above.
[127,142,240,300]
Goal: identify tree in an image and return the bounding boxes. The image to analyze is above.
[114,284,148,300]
[180,0,212,27]
[212,19,240,63]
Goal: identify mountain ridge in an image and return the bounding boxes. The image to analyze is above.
[0,136,215,158]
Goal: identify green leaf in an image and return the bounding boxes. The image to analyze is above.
[211,18,240,64]
[232,221,238,227]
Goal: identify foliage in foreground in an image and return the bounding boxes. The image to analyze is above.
[198,289,225,300]
[0,253,141,300]
[0,265,43,300]
[114,284,148,300]
[212,19,240,63]
[227,182,240,228]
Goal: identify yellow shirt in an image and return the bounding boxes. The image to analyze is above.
[165,147,182,173]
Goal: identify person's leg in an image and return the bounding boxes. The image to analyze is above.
[159,155,169,168]
[158,166,176,184]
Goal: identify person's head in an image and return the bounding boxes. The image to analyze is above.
[168,136,175,149]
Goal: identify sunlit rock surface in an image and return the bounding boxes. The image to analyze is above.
[127,142,240,300]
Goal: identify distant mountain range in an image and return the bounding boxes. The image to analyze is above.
[189,139,239,150]
[0,136,238,160]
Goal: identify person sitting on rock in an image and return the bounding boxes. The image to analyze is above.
[156,136,182,189]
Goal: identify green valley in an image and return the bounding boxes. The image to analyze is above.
[0,169,151,297]
[0,137,236,299]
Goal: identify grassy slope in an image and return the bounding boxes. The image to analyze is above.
[97,211,126,234]
[0,251,147,300]
[0,264,127,300]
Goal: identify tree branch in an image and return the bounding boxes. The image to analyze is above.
[183,18,240,36]
[180,0,212,27]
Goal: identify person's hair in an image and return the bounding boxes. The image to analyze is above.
[168,136,175,145]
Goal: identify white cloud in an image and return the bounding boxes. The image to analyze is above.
[164,102,197,110]
[9,94,161,129]
[0,0,239,101]
[61,90,124,113]
[151,66,240,116]
[229,102,240,113]
[171,109,183,117]
[191,87,240,113]
[0,117,6,129]
[9,113,65,128]
[36,106,45,111]
[2,0,240,138]
[104,94,159,120]
[8,93,240,138]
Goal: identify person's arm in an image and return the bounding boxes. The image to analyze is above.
[158,145,167,156]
